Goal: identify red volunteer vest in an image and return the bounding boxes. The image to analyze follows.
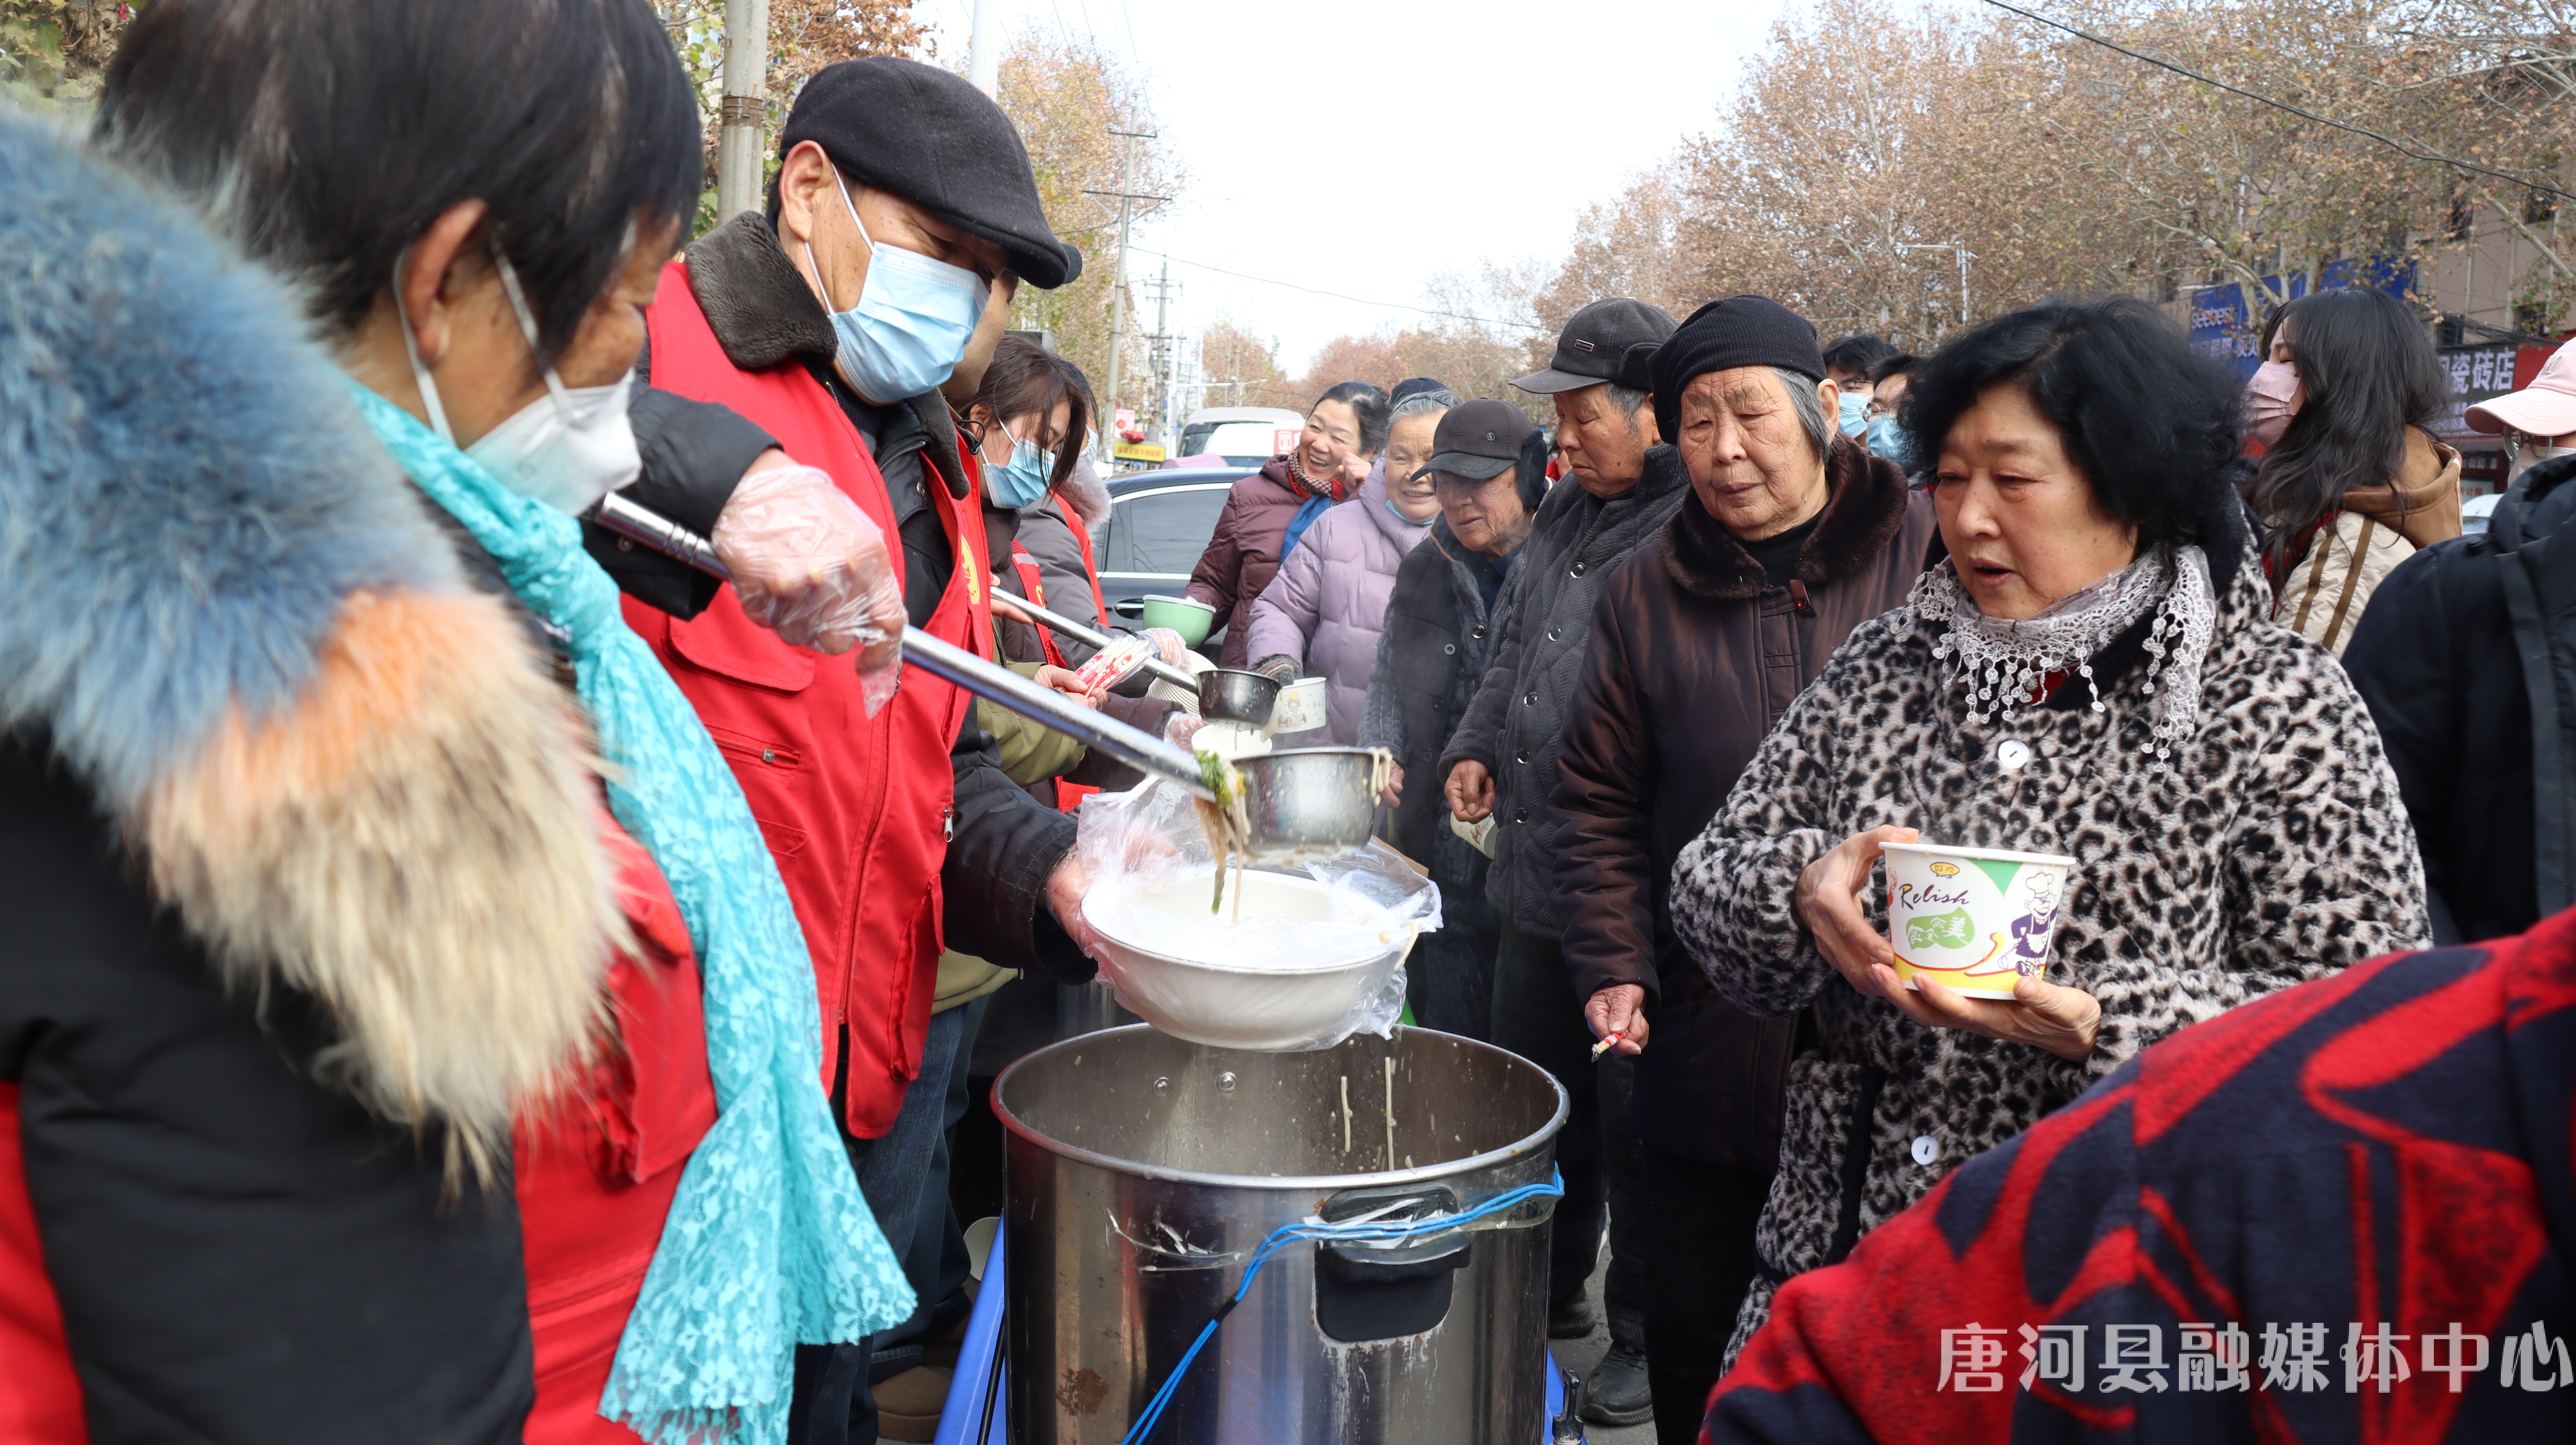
[630,258,992,1139]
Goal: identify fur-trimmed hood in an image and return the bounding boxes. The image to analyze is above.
[1663,433,1913,601]
[0,113,615,1172]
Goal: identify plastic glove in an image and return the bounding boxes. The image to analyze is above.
[1044,851,1101,962]
[1141,627,1186,667]
[1036,664,1105,708]
[1162,713,1207,750]
[711,460,905,712]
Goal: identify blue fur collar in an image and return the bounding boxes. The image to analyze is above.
[0,110,466,809]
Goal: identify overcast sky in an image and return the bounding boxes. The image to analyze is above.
[919,0,1790,379]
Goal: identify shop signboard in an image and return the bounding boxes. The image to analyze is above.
[2184,258,2416,379]
[2434,342,2523,441]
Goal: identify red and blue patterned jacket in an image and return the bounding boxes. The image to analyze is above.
[1707,906,2576,1443]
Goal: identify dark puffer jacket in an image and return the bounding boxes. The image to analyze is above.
[1181,455,1344,668]
[1553,438,1936,1170]
[2343,457,2576,943]
[1359,519,1527,896]
[1440,445,1691,932]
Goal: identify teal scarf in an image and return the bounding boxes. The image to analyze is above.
[349,387,910,1444]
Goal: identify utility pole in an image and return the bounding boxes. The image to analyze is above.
[967,0,999,96]
[715,0,771,220]
[1146,259,1180,451]
[1084,129,1165,466]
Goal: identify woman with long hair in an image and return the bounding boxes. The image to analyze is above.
[2245,287,2464,654]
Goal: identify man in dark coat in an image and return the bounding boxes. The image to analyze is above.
[1703,903,2576,1445]
[1553,295,1937,1444]
[1359,403,1547,1037]
[2345,455,2576,944]
[1439,296,1679,1419]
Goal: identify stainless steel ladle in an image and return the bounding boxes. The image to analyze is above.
[588,493,1374,858]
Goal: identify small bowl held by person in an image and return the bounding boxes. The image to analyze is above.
[1241,381,1452,740]
[2246,286,2463,655]
[1181,381,1390,668]
[1667,296,2431,1362]
[1358,400,1547,1037]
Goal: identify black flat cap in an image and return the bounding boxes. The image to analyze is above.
[1427,398,1540,480]
[1644,295,1828,441]
[779,57,1083,289]
[1513,297,1678,394]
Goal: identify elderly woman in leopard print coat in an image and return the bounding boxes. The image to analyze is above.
[1669,298,2429,1361]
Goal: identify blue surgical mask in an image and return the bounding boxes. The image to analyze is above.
[984,422,1053,509]
[1837,389,1870,438]
[805,169,988,405]
[1865,413,1911,467]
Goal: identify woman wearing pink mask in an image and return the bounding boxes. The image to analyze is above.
[2244,288,2463,655]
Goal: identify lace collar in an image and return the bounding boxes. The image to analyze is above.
[1912,544,2217,760]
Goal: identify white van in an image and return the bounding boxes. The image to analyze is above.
[1178,406,1307,466]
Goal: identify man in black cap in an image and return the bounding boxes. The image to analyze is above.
[605,55,1093,1445]
[1436,296,1680,1427]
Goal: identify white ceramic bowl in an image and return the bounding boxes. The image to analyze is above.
[1082,869,1410,1050]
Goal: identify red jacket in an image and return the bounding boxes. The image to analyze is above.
[631,258,992,1139]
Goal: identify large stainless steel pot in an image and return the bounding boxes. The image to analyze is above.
[993,1026,1566,1444]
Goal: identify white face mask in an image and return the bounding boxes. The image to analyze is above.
[395,245,643,514]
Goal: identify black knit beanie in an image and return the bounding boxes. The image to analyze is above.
[1640,295,1828,440]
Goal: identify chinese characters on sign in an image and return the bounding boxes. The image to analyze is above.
[2434,343,2521,440]
[1937,1322,2573,1395]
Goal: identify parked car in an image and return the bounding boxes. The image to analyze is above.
[2462,490,2502,536]
[1177,406,1305,467]
[1091,465,1260,628]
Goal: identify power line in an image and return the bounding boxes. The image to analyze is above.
[1981,0,2576,205]
[1124,247,1550,332]
[1114,0,1144,74]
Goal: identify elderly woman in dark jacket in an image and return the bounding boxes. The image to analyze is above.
[1359,402,1547,1037]
[1552,296,1940,1443]
[1671,296,2430,1364]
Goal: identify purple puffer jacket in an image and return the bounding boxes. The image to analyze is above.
[1244,468,1432,743]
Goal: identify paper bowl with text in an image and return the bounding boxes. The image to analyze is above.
[1879,841,2077,1000]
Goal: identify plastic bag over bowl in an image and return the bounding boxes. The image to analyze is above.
[1072,778,1440,1051]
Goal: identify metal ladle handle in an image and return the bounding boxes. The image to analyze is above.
[985,591,1201,693]
[588,493,1217,801]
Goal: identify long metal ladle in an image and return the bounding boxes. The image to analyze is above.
[592,493,1222,800]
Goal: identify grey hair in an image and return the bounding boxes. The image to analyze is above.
[1777,367,1831,461]
[1603,382,1651,428]
[1390,388,1459,419]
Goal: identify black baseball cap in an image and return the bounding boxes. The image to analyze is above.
[1427,398,1540,481]
[1513,298,1679,395]
[778,57,1083,288]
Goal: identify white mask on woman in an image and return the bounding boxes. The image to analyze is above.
[396,244,643,514]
